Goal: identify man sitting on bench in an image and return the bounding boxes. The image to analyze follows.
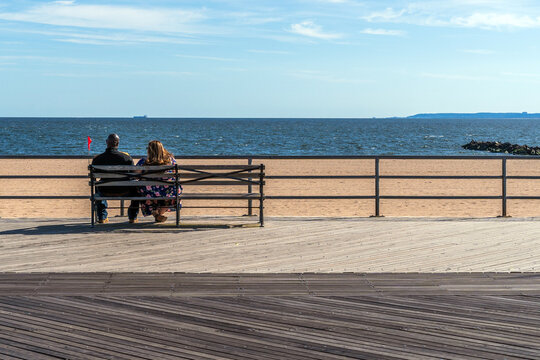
[92,133,139,223]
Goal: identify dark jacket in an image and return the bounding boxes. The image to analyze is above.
[92,147,134,195]
[92,147,134,166]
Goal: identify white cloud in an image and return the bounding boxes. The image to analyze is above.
[132,71,197,76]
[0,2,206,33]
[55,38,107,45]
[0,55,110,65]
[362,1,540,30]
[3,27,200,46]
[362,7,406,22]
[43,72,108,78]
[501,71,540,78]
[176,54,238,62]
[43,70,197,78]
[290,21,342,39]
[226,12,282,25]
[360,28,405,36]
[450,13,540,28]
[421,72,493,81]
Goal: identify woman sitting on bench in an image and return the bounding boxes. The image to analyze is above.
[137,140,182,223]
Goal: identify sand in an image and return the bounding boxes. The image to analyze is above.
[1,157,540,218]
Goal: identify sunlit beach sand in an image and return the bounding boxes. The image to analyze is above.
[2,157,540,218]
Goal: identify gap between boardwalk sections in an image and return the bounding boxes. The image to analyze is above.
[1,155,540,217]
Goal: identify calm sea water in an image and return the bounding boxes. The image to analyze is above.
[0,117,538,156]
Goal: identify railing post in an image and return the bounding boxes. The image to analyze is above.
[175,164,180,228]
[502,157,507,217]
[375,157,380,217]
[89,165,95,227]
[248,157,253,216]
[259,164,264,227]
[120,200,125,217]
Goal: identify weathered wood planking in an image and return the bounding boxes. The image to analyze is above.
[0,292,538,359]
[1,217,540,272]
[0,273,539,296]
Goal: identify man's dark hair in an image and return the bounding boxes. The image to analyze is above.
[106,134,119,148]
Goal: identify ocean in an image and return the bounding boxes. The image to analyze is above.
[0,117,538,156]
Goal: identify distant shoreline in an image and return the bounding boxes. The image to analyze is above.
[2,112,540,120]
[2,113,540,120]
[406,112,540,119]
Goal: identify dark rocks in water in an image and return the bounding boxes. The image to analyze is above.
[462,140,540,155]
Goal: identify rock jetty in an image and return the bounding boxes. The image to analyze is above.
[462,140,540,155]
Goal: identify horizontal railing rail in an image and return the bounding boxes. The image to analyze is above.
[2,155,540,159]
[1,155,540,217]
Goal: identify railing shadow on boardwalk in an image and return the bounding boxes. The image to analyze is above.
[0,220,230,236]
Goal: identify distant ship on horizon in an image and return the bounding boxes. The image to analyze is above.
[133,115,147,119]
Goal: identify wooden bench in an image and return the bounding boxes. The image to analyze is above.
[89,164,265,227]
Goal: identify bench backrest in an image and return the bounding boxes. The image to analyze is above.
[89,164,264,189]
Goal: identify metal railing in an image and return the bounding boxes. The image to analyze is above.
[2,155,540,217]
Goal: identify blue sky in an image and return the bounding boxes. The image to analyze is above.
[1,0,540,117]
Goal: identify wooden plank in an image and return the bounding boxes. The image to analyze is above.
[1,218,540,273]
[0,297,331,360]
[0,293,539,359]
[0,273,538,297]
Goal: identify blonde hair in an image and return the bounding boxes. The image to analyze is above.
[145,140,173,165]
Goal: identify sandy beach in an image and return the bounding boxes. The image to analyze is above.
[1,157,540,218]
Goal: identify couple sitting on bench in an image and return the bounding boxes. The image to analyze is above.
[92,134,182,224]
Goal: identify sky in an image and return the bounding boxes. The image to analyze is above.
[1,0,540,117]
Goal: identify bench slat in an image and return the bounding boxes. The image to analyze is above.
[90,165,261,171]
[89,164,265,227]
[96,180,259,187]
[91,173,171,179]
[91,165,174,171]
[91,172,258,179]
[94,193,262,200]
[181,181,259,186]
[95,180,174,187]
[178,165,260,170]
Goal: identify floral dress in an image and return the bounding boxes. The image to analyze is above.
[136,157,182,216]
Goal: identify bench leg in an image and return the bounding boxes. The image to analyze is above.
[176,201,180,228]
[259,199,264,227]
[91,200,95,228]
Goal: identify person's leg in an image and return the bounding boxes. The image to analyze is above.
[157,200,169,215]
[157,206,167,216]
[152,200,168,222]
[96,199,108,222]
[128,201,139,222]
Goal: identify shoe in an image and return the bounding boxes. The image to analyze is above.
[154,214,167,223]
[129,218,138,224]
[97,218,109,224]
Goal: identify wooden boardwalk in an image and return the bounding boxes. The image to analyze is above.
[0,273,540,297]
[1,218,540,358]
[0,273,539,359]
[1,217,540,272]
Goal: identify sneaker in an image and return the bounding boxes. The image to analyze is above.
[97,218,109,224]
[129,218,138,224]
